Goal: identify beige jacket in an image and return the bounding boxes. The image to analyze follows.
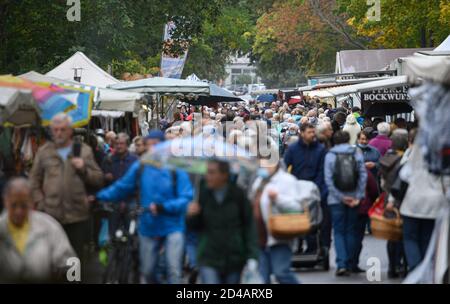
[0,211,76,283]
[29,142,103,224]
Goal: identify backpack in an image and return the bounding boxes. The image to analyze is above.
[332,148,359,192]
[379,151,402,194]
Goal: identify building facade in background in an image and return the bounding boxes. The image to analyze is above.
[224,55,262,92]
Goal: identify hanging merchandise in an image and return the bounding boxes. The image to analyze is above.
[410,82,450,175]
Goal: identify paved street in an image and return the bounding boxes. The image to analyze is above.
[295,236,403,284]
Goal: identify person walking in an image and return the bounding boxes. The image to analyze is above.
[324,131,367,276]
[250,158,301,284]
[187,159,258,284]
[29,113,104,268]
[380,129,409,278]
[398,131,446,272]
[0,178,75,283]
[101,133,138,237]
[369,122,392,157]
[357,129,381,177]
[284,122,328,254]
[352,168,378,273]
[96,149,194,284]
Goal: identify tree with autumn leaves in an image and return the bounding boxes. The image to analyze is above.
[252,0,450,87]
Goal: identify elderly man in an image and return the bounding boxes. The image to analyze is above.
[316,122,334,150]
[102,133,138,186]
[0,178,75,283]
[29,113,103,263]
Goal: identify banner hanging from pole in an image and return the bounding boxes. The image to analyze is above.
[160,22,188,79]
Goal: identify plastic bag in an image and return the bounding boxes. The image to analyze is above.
[98,218,110,248]
[240,259,264,284]
[368,192,386,218]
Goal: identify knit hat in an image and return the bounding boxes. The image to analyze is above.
[146,130,165,142]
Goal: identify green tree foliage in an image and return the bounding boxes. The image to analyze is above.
[1,0,448,87]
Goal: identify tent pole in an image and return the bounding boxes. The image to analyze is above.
[156,93,160,128]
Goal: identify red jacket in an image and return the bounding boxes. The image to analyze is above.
[358,169,379,215]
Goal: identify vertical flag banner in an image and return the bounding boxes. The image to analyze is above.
[160,22,188,79]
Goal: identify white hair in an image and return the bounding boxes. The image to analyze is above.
[51,112,72,126]
[377,122,391,136]
[316,122,332,135]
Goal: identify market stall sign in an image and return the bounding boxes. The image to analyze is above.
[361,86,410,102]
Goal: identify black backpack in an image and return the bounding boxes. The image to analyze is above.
[332,148,359,192]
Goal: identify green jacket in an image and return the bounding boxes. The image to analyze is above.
[187,182,258,273]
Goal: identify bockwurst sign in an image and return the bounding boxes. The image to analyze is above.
[361,86,410,102]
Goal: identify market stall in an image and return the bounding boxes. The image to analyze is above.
[109,77,210,128]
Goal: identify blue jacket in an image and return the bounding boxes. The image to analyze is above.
[96,161,194,237]
[284,139,328,201]
[358,144,381,177]
[101,152,138,183]
[324,144,367,206]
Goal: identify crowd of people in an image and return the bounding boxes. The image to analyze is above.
[0,96,443,284]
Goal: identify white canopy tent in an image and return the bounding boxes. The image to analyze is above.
[305,76,409,98]
[400,53,450,86]
[109,77,210,95]
[46,51,120,88]
[96,89,144,113]
[434,35,450,51]
[0,87,41,126]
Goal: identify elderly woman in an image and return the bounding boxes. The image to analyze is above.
[0,178,75,283]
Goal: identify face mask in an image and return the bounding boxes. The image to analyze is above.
[289,130,297,136]
[358,143,368,149]
[256,168,270,179]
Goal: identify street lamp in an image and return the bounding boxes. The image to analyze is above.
[72,67,83,82]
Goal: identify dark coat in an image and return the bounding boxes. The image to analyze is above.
[284,139,328,201]
[187,182,258,273]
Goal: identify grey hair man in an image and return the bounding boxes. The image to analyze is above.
[29,113,103,274]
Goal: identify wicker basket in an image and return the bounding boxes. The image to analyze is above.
[268,202,311,239]
[370,209,403,241]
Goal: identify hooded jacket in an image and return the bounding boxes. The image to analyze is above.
[343,114,361,145]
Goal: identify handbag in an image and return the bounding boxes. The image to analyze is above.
[268,200,311,239]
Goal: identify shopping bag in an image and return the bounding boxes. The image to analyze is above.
[368,192,386,218]
[98,218,110,247]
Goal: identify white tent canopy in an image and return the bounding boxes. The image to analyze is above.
[435,35,450,51]
[20,71,82,86]
[96,89,144,113]
[306,76,409,98]
[401,53,450,85]
[0,87,41,126]
[46,51,120,88]
[108,77,210,94]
